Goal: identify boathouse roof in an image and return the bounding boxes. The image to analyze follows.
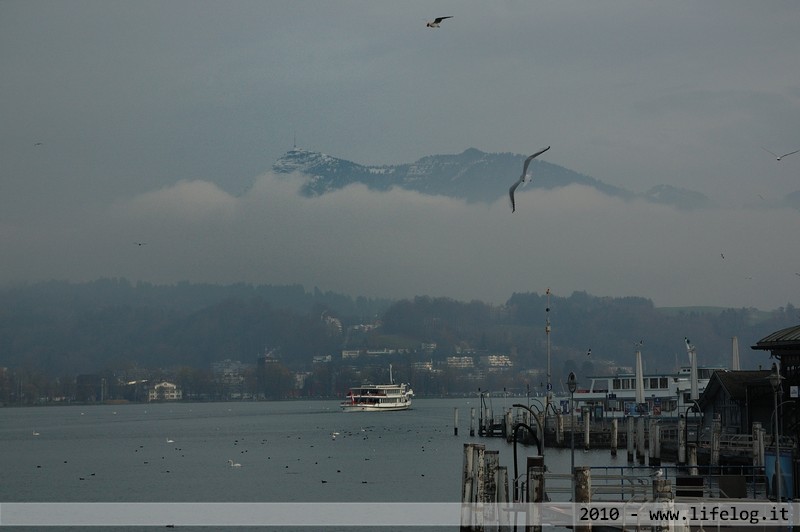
[701,369,773,403]
[751,323,800,351]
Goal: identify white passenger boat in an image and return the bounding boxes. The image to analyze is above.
[340,366,413,412]
[569,366,722,419]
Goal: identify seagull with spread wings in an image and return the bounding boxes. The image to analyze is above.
[761,147,800,161]
[426,16,453,28]
[509,146,550,213]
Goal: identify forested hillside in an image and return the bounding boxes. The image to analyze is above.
[0,280,796,378]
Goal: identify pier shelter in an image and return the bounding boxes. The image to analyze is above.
[752,323,800,445]
[697,369,773,434]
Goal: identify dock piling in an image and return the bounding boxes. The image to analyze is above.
[574,466,591,532]
[470,407,475,437]
[626,416,634,463]
[454,407,459,436]
[610,418,618,457]
[583,407,590,451]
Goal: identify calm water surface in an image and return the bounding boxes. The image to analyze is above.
[0,399,621,530]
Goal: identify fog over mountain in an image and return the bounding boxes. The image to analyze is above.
[273,148,709,210]
[2,1,799,312]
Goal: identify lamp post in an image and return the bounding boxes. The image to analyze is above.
[567,372,577,501]
[769,363,784,501]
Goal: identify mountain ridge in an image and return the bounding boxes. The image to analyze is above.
[272,147,709,209]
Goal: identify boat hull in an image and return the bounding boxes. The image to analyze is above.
[340,402,411,412]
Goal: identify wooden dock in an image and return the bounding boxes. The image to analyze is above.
[460,441,778,531]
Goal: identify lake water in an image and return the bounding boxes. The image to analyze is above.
[0,399,627,530]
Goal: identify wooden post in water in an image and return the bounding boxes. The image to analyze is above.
[496,465,510,530]
[574,466,591,532]
[470,407,476,437]
[653,423,661,466]
[626,416,634,463]
[610,418,618,457]
[752,421,764,467]
[455,408,459,436]
[526,456,545,532]
[648,419,661,466]
[505,410,513,441]
[483,450,500,527]
[687,443,698,476]
[555,411,563,445]
[711,414,721,470]
[636,417,646,465]
[583,407,590,451]
[678,415,686,465]
[460,443,489,532]
[461,443,477,531]
[653,478,672,501]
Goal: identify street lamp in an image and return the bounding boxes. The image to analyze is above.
[567,372,577,501]
[769,362,784,501]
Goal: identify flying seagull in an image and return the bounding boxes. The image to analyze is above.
[426,16,453,28]
[761,147,800,161]
[509,146,550,212]
[134,242,146,246]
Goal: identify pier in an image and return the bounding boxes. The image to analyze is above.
[475,402,781,469]
[460,441,776,531]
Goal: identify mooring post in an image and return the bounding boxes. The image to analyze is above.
[678,415,686,465]
[610,418,618,458]
[526,456,545,532]
[461,443,477,531]
[496,465,510,530]
[687,443,698,476]
[752,421,764,467]
[583,407,590,451]
[653,478,672,501]
[653,423,661,467]
[574,466,591,532]
[483,450,500,527]
[626,416,634,463]
[470,407,476,437]
[711,413,721,470]
[472,444,486,532]
[636,417,646,465]
[455,407,459,436]
[648,419,661,467]
[555,411,563,445]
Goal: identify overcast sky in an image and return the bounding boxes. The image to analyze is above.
[2,1,799,311]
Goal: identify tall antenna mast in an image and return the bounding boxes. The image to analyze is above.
[545,288,552,411]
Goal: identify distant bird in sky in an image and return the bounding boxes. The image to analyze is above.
[761,147,800,161]
[586,348,592,357]
[134,242,146,246]
[34,142,43,146]
[720,253,725,259]
[426,16,453,28]
[509,146,550,212]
